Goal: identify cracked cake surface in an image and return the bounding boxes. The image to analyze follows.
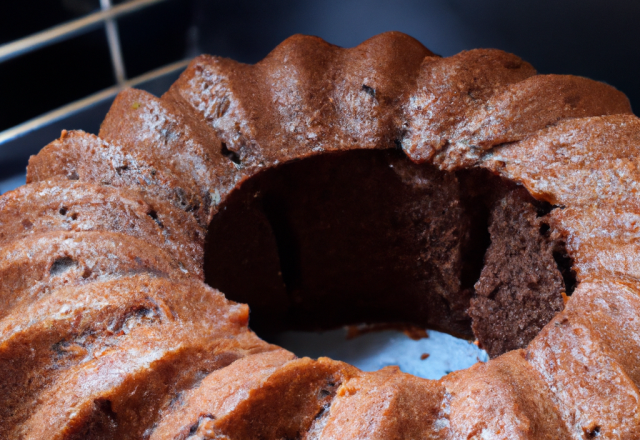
[1,31,640,438]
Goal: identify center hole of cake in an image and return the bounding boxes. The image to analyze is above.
[204,149,574,363]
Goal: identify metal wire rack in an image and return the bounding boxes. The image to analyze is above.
[0,0,190,188]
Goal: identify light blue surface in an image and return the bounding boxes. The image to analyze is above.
[0,173,25,195]
[272,328,488,380]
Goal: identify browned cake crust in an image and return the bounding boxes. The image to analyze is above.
[27,130,209,226]
[0,180,204,277]
[150,350,358,440]
[0,275,273,439]
[2,31,640,438]
[164,33,434,174]
[441,349,570,439]
[98,89,224,223]
[315,366,449,439]
[0,231,187,320]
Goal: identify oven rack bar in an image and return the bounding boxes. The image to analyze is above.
[0,0,167,63]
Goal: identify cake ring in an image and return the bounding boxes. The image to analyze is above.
[1,32,639,439]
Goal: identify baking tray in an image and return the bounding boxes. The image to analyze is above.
[0,61,488,379]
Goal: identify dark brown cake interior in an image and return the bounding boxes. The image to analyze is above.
[469,190,567,357]
[204,149,570,356]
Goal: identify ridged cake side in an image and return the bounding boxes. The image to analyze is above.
[1,31,639,438]
[28,130,209,226]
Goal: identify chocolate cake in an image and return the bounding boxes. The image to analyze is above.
[1,31,639,438]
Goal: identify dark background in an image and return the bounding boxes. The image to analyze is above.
[1,0,639,132]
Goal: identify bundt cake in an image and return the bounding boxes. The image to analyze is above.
[2,31,640,438]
